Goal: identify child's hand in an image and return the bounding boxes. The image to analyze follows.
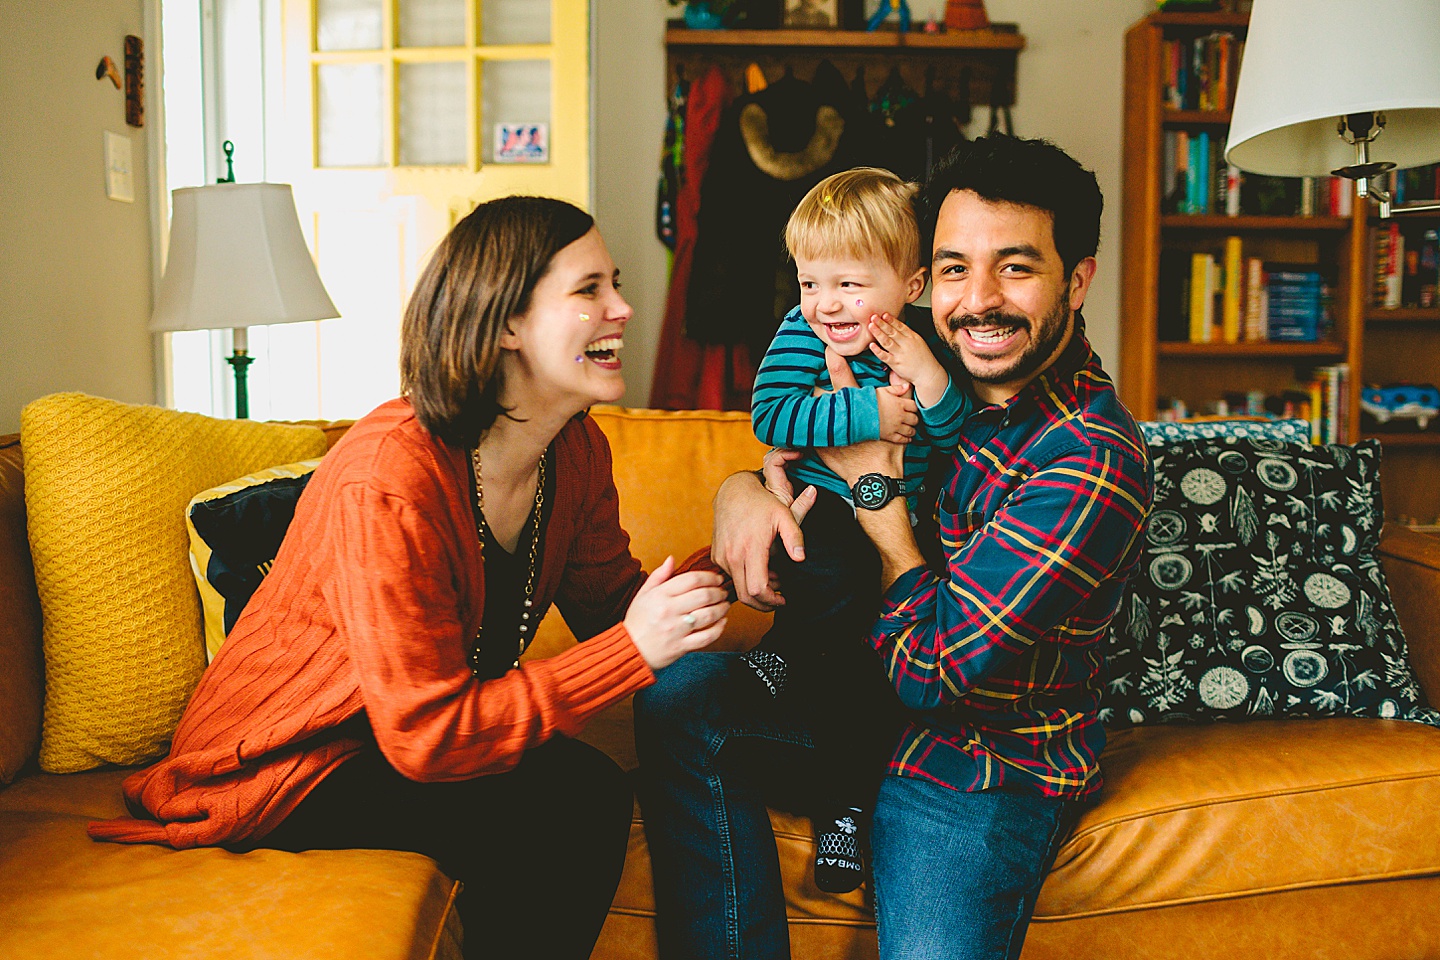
[876,381,918,443]
[868,312,950,409]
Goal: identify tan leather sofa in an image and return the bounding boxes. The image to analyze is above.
[3,407,1439,960]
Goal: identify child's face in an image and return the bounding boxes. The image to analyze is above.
[794,254,927,358]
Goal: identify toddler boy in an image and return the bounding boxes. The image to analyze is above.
[744,167,971,893]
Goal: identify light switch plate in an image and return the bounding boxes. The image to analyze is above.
[104,131,134,203]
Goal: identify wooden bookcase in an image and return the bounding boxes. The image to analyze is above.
[1120,9,1440,528]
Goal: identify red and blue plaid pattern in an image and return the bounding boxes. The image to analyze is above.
[872,327,1152,798]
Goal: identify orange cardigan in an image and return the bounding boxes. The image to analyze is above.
[90,399,656,849]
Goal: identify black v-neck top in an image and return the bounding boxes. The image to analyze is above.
[466,454,555,680]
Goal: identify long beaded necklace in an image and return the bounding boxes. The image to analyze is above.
[469,447,545,676]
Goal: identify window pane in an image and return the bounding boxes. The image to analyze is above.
[318,63,385,167]
[482,0,549,45]
[316,0,383,51]
[481,59,550,164]
[398,0,466,47]
[399,61,467,165]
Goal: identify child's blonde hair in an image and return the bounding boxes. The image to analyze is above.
[785,167,921,278]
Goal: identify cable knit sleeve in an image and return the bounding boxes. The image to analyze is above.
[325,478,652,783]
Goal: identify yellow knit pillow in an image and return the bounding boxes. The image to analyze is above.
[21,393,328,772]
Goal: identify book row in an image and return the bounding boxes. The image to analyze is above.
[1161,241,1332,344]
[1154,363,1351,446]
[1162,131,1354,218]
[1161,31,1242,112]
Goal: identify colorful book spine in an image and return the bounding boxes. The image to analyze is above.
[1222,236,1243,343]
[1189,252,1214,344]
[1244,256,1265,341]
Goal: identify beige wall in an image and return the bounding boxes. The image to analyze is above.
[595,0,1153,406]
[0,0,155,435]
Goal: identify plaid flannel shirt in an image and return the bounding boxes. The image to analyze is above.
[871,324,1152,798]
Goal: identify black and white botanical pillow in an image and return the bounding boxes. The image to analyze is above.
[1101,436,1440,729]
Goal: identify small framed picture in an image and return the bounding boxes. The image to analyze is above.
[493,123,548,164]
[782,0,838,28]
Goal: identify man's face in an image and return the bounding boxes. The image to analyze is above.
[929,190,1095,403]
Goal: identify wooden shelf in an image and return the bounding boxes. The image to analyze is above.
[1366,307,1440,322]
[1161,214,1351,231]
[1152,11,1251,28]
[1163,109,1231,125]
[1158,341,1348,359]
[1363,432,1440,447]
[664,27,1025,51]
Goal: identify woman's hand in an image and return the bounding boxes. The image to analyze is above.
[624,556,732,671]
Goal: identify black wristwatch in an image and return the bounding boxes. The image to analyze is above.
[851,473,904,511]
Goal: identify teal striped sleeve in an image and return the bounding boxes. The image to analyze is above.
[751,310,880,448]
[916,376,971,452]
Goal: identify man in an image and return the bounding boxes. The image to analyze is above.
[635,134,1153,960]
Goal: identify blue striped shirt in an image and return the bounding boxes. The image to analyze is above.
[751,305,971,503]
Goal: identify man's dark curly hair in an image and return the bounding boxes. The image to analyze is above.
[920,134,1103,275]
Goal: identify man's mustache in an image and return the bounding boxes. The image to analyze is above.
[946,310,1030,333]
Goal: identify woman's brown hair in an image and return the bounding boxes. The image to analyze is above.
[400,195,594,448]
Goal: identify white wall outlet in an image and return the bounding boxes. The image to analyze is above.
[104,131,134,203]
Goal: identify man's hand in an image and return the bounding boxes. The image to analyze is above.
[712,471,818,611]
[821,348,908,485]
[877,384,919,444]
[819,348,925,590]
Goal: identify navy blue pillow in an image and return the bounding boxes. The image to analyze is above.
[189,471,313,634]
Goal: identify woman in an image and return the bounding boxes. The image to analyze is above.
[89,197,731,958]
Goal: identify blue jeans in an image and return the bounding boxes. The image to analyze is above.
[634,651,1085,960]
[871,775,1082,960]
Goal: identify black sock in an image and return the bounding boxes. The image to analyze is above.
[813,806,865,894]
[735,650,789,699]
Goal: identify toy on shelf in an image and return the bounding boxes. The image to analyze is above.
[866,0,912,31]
[1361,383,1440,431]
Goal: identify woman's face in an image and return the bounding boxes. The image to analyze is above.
[500,226,632,410]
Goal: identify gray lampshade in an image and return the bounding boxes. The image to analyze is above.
[1225,0,1440,177]
[150,182,339,333]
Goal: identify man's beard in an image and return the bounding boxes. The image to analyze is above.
[942,289,1072,385]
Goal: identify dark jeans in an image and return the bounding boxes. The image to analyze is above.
[634,652,1086,960]
[261,735,632,960]
[760,488,902,807]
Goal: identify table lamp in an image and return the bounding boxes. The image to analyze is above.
[150,182,339,418]
[1224,0,1440,218]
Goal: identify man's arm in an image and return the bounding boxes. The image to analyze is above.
[861,446,1150,711]
[810,436,926,590]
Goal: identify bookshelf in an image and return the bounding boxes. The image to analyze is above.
[1121,8,1440,528]
[1360,202,1440,526]
[1117,11,1365,428]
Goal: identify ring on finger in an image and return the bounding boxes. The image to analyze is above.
[681,613,697,631]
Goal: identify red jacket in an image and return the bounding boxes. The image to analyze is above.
[90,399,655,849]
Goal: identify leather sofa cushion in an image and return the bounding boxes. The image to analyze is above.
[1041,718,1440,919]
[605,717,1440,926]
[0,807,460,960]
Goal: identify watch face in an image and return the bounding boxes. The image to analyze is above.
[854,474,892,510]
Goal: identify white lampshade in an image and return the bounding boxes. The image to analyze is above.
[150,182,339,333]
[1225,0,1440,177]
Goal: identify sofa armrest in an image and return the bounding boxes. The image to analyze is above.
[1378,523,1440,704]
